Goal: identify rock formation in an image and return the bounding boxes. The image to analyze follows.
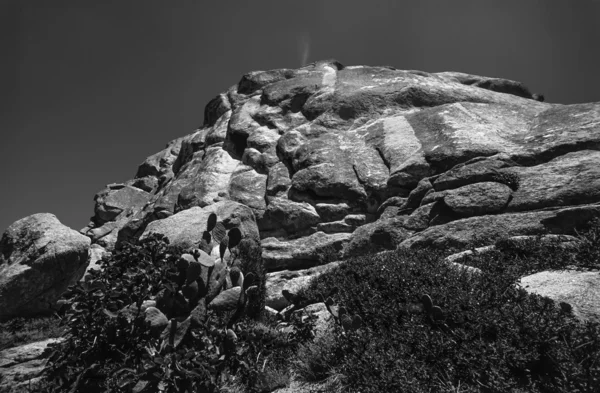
[78,60,600,272]
[0,214,90,321]
[2,59,600,391]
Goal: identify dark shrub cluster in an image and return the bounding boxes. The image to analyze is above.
[296,223,600,392]
[34,223,313,393]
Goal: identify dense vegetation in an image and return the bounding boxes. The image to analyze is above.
[2,219,599,392]
[292,218,600,392]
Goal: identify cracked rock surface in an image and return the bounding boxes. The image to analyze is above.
[74,60,600,270]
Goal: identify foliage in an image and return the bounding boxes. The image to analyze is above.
[231,238,267,321]
[294,220,600,393]
[34,212,305,393]
[18,214,600,392]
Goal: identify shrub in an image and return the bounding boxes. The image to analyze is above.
[294,223,600,392]
[37,217,272,393]
[232,238,266,320]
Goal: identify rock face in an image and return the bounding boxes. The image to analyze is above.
[0,214,90,321]
[72,60,600,271]
[139,200,260,250]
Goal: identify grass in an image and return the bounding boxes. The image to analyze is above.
[0,314,66,351]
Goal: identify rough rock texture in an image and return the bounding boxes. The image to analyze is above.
[291,302,334,341]
[262,232,349,271]
[80,244,110,281]
[266,262,340,311]
[80,183,152,249]
[0,338,63,393]
[75,60,600,268]
[6,61,600,392]
[520,269,600,324]
[0,214,90,321]
[139,201,260,250]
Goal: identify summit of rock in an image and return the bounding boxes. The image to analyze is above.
[72,59,600,270]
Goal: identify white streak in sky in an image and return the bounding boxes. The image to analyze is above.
[298,33,311,67]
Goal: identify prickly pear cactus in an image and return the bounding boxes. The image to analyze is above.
[323,296,363,332]
[420,293,445,322]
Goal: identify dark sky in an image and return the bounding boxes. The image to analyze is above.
[2,0,600,233]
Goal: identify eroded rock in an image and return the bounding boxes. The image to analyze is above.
[0,214,90,321]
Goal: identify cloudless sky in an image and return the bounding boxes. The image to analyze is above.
[2,0,600,233]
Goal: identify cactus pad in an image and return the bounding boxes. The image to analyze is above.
[325,297,335,307]
[182,281,199,299]
[430,306,444,321]
[207,213,218,232]
[187,261,203,284]
[226,328,238,342]
[242,271,257,291]
[227,227,242,249]
[212,222,227,244]
[220,236,228,261]
[352,315,363,329]
[178,254,193,271]
[245,285,259,297]
[195,249,215,268]
[229,267,242,286]
[198,237,212,255]
[340,314,353,331]
[421,294,433,313]
[156,289,175,314]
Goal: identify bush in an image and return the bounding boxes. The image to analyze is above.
[232,238,266,320]
[294,223,600,392]
[34,227,269,392]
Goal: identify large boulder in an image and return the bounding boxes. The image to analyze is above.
[520,269,600,324]
[139,201,259,250]
[0,214,90,321]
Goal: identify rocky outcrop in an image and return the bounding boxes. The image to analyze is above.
[0,214,90,321]
[139,200,260,250]
[73,60,600,273]
[262,232,349,271]
[4,60,600,392]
